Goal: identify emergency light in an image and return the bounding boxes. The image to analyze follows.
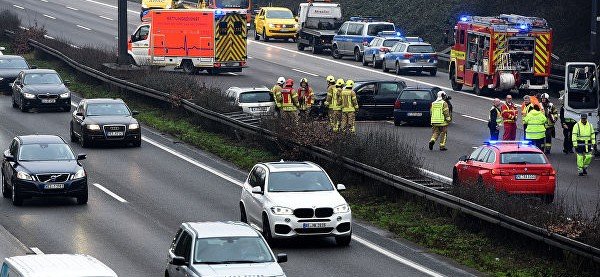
[460,16,469,22]
[215,9,225,16]
[486,140,531,145]
[519,23,528,30]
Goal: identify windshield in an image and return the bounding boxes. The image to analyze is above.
[239,91,273,103]
[407,45,435,53]
[268,171,334,192]
[500,152,547,164]
[86,103,131,116]
[399,90,432,101]
[0,58,28,69]
[213,0,249,8]
[567,65,599,109]
[19,143,75,161]
[266,10,294,19]
[367,24,394,36]
[23,73,62,85]
[383,39,400,47]
[194,237,274,264]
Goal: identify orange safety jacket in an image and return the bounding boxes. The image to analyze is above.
[501,103,518,123]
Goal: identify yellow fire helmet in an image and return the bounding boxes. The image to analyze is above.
[336,78,345,87]
[345,79,354,88]
[326,75,335,83]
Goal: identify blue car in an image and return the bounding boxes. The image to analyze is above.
[332,17,395,62]
[362,31,403,68]
[382,42,438,76]
[393,86,441,126]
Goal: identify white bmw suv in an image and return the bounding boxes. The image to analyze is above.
[239,161,352,246]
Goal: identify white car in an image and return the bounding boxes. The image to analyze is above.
[225,87,276,116]
[239,161,352,246]
[1,254,117,277]
[165,221,287,277]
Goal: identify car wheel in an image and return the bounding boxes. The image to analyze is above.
[372,56,380,68]
[452,168,460,187]
[11,184,23,206]
[2,174,10,199]
[19,101,28,113]
[430,69,437,77]
[262,214,273,244]
[70,123,78,142]
[450,66,463,91]
[543,194,554,204]
[395,62,402,75]
[181,60,197,75]
[80,135,91,148]
[254,30,260,40]
[76,189,88,205]
[240,203,248,223]
[297,43,305,51]
[263,29,269,42]
[473,76,484,96]
[354,48,361,62]
[332,45,341,59]
[382,60,388,72]
[335,233,352,246]
[312,44,322,54]
[362,54,369,66]
[12,97,17,108]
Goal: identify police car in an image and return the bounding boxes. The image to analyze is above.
[332,17,395,61]
[362,31,403,68]
[382,41,438,76]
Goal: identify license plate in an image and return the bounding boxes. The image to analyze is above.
[515,174,536,180]
[281,28,288,32]
[44,183,64,189]
[302,223,326,228]
[407,112,422,116]
[107,131,124,136]
[251,107,267,112]
[41,99,56,103]
[226,62,236,67]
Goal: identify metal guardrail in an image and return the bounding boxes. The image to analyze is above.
[23,35,600,263]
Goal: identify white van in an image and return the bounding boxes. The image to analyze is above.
[1,254,117,277]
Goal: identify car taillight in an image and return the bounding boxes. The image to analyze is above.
[491,169,509,176]
[403,53,413,59]
[214,63,221,68]
[379,47,389,53]
[394,99,401,109]
[363,41,369,46]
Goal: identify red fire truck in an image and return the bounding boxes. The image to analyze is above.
[449,14,553,95]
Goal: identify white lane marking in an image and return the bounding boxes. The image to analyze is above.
[43,14,56,20]
[30,247,44,255]
[70,44,81,49]
[41,0,48,2]
[142,136,443,276]
[99,15,114,21]
[292,68,319,77]
[76,25,92,31]
[228,72,238,76]
[93,183,127,203]
[353,236,445,277]
[248,56,254,59]
[66,6,78,11]
[84,0,140,14]
[13,4,25,9]
[44,35,55,40]
[461,114,487,122]
[19,26,29,30]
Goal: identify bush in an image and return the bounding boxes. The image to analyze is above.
[12,24,46,54]
[0,10,20,33]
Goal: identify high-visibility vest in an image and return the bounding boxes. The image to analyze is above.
[489,106,502,125]
[272,85,283,108]
[340,89,358,112]
[329,87,342,111]
[430,100,446,125]
[523,110,547,139]
[573,121,595,146]
[280,88,297,112]
[543,103,558,128]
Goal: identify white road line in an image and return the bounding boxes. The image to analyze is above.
[13,4,24,9]
[292,68,319,77]
[66,6,78,11]
[43,14,56,20]
[93,183,127,203]
[461,114,487,122]
[30,247,44,254]
[99,15,114,21]
[40,0,48,2]
[142,136,443,276]
[44,35,55,40]
[248,56,254,59]
[84,0,140,14]
[76,25,92,31]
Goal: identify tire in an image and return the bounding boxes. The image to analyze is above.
[332,45,341,59]
[12,97,17,108]
[312,45,322,54]
[450,66,463,91]
[262,214,273,244]
[240,203,248,223]
[430,69,437,77]
[354,48,361,62]
[70,123,78,142]
[382,60,388,72]
[2,174,10,199]
[372,56,380,68]
[543,194,554,204]
[395,62,402,75]
[11,184,23,206]
[263,29,269,42]
[297,43,305,51]
[473,76,484,96]
[80,135,91,148]
[362,54,369,66]
[335,233,352,246]
[254,30,260,40]
[19,100,28,113]
[76,189,88,205]
[181,60,197,75]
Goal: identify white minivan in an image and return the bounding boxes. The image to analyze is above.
[1,254,117,277]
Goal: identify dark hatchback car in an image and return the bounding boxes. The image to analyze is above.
[11,69,71,112]
[393,86,441,126]
[310,80,407,119]
[70,98,141,148]
[1,135,88,206]
[0,55,34,94]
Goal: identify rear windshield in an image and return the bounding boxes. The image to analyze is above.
[367,24,395,36]
[266,10,293,19]
[407,45,435,53]
[383,39,400,47]
[0,58,28,69]
[239,91,274,103]
[399,90,432,100]
[500,152,547,164]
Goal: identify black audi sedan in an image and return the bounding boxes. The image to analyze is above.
[1,135,87,206]
[70,98,141,148]
[0,55,34,94]
[11,69,71,112]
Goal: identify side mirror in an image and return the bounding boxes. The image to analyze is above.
[336,184,346,191]
[77,154,87,160]
[76,111,84,117]
[64,80,71,85]
[3,151,14,162]
[29,65,37,69]
[131,110,140,116]
[130,34,135,42]
[459,155,468,162]
[171,256,187,266]
[276,253,288,263]
[251,186,263,194]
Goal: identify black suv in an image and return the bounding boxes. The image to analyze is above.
[0,55,34,94]
[1,135,88,206]
[70,98,141,148]
[11,69,71,112]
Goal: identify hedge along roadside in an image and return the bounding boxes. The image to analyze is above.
[8,30,600,264]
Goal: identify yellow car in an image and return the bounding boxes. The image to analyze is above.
[140,0,173,19]
[254,7,298,42]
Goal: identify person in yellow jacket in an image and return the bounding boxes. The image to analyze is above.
[272,77,285,112]
[275,79,299,122]
[523,104,547,151]
[339,80,359,134]
[429,91,451,151]
[325,78,343,132]
[573,113,596,176]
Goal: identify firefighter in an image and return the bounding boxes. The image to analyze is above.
[275,79,299,122]
[523,104,547,150]
[429,91,451,151]
[325,78,344,132]
[573,113,595,176]
[339,80,359,134]
[540,93,558,153]
[272,77,286,112]
[488,98,503,141]
[559,94,576,154]
[297,78,314,118]
[324,75,336,121]
[501,94,518,140]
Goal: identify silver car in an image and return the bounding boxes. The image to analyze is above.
[166,221,287,277]
[226,87,276,116]
[382,42,438,76]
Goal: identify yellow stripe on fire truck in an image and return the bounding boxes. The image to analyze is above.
[493,33,507,65]
[215,14,247,62]
[534,34,551,75]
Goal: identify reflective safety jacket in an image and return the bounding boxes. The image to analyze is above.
[271,85,283,108]
[326,86,342,111]
[297,86,314,111]
[501,103,518,123]
[276,86,299,112]
[542,102,558,128]
[572,121,596,148]
[430,100,450,126]
[340,89,359,113]
[523,110,547,139]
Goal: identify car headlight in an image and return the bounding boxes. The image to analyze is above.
[128,123,139,130]
[59,92,70,98]
[270,206,293,215]
[23,92,35,99]
[334,204,350,214]
[16,171,33,181]
[71,169,86,180]
[86,124,101,130]
[0,77,3,81]
[141,3,148,8]
[269,23,276,28]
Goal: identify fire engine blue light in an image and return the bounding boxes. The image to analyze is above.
[460,16,468,22]
[215,9,225,16]
[519,24,528,30]
[488,140,498,144]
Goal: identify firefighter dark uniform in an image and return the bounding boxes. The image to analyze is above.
[488,99,502,141]
[559,99,576,154]
[573,114,595,176]
[325,78,344,132]
[541,94,558,153]
[340,80,359,134]
[429,91,451,151]
[275,79,299,122]
[297,78,314,118]
[523,107,547,150]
